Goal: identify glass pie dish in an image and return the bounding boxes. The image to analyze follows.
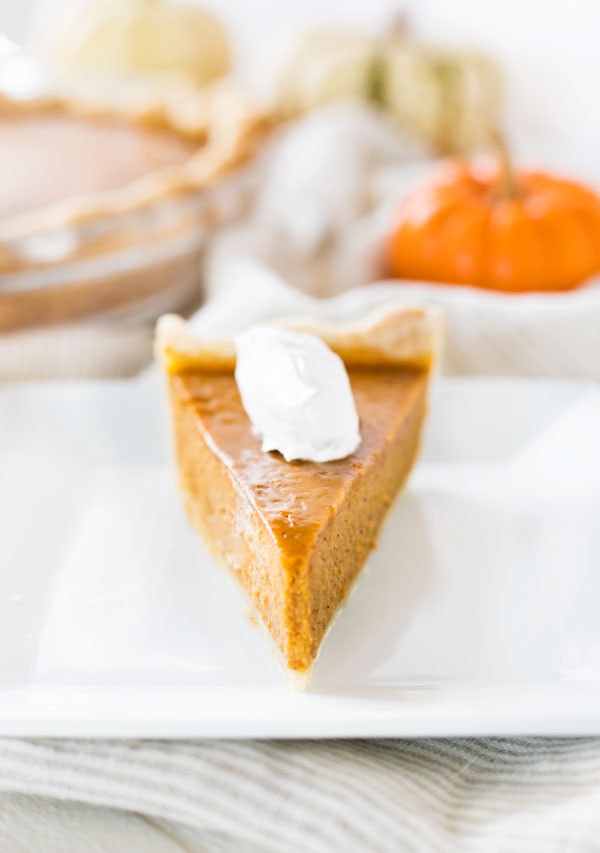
[0,59,270,377]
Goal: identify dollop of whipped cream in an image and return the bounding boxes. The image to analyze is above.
[234,325,361,463]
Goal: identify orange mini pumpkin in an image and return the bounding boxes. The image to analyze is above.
[388,144,600,293]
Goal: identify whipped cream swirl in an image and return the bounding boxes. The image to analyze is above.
[234,325,361,463]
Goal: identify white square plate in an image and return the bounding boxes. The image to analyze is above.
[1,375,600,738]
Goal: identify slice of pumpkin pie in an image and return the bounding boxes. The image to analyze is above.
[156,299,441,685]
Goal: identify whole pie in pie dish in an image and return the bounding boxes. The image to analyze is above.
[0,81,270,331]
[156,300,441,686]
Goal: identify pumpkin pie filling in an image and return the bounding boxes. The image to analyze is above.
[0,113,197,222]
[157,304,440,682]
[171,367,428,672]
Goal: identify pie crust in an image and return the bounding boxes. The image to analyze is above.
[156,301,443,372]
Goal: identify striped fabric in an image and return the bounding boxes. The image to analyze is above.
[1,737,600,851]
[0,323,154,381]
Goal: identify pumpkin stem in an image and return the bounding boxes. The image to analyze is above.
[490,130,518,198]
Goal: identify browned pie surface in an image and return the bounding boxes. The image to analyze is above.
[0,113,197,221]
[170,366,429,673]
